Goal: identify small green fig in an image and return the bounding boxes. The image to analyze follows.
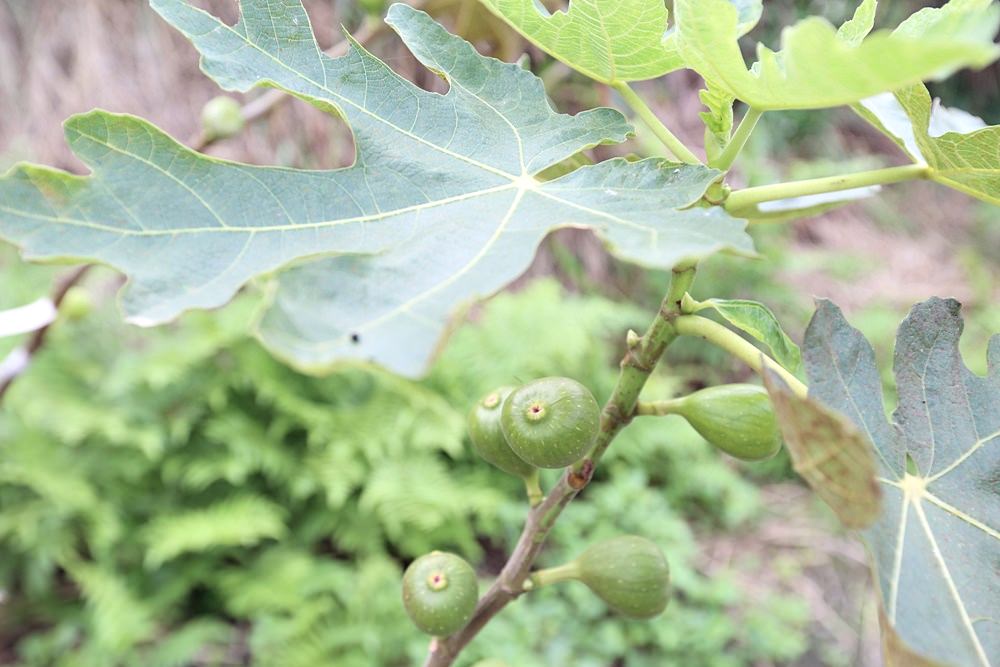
[402,551,478,637]
[500,377,600,468]
[672,384,782,460]
[533,535,670,619]
[468,387,535,479]
[200,96,244,140]
[60,286,93,321]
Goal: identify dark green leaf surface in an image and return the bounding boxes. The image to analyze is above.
[804,298,999,667]
[0,2,752,375]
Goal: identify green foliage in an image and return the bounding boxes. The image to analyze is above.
[857,83,1000,205]
[676,0,999,110]
[479,0,762,84]
[0,2,751,378]
[0,280,806,666]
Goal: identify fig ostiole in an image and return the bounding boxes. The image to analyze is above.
[500,377,600,469]
[642,384,782,461]
[529,535,671,619]
[402,551,478,637]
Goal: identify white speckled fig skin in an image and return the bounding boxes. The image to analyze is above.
[402,551,479,637]
[673,384,782,460]
[500,377,600,469]
[575,535,670,619]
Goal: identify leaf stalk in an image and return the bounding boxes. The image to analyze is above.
[724,163,929,212]
[712,107,763,171]
[611,81,702,165]
[672,315,809,397]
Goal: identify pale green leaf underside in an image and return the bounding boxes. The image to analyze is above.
[805,298,999,667]
[258,158,747,376]
[479,0,761,83]
[0,2,752,376]
[676,0,1000,110]
[857,84,1000,206]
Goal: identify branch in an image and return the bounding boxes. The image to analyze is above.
[423,265,696,667]
[0,265,92,401]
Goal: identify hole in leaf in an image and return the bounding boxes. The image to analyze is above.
[905,454,920,476]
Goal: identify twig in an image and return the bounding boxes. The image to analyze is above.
[0,265,91,401]
[422,265,697,667]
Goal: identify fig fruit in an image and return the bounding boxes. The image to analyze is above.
[200,96,244,140]
[533,535,670,619]
[402,551,478,637]
[500,377,600,468]
[468,387,535,479]
[60,286,93,321]
[672,384,782,460]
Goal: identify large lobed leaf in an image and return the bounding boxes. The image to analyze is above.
[0,2,752,376]
[857,84,1000,205]
[479,0,761,84]
[676,0,1000,111]
[803,298,999,667]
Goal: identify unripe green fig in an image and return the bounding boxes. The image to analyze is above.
[60,286,93,321]
[200,96,244,140]
[402,551,478,637]
[468,387,535,479]
[533,535,670,619]
[500,377,600,468]
[672,384,782,461]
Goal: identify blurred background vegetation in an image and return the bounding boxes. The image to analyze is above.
[0,1,997,666]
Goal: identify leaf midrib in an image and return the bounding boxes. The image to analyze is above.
[879,475,997,666]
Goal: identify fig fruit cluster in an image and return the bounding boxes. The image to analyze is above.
[468,377,601,472]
